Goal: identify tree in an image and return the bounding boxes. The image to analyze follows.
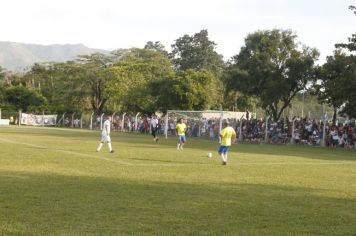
[170,30,224,75]
[106,48,175,113]
[20,48,177,114]
[331,5,356,118]
[225,29,319,121]
[340,70,356,118]
[313,51,356,123]
[76,53,113,114]
[170,30,225,109]
[4,86,47,112]
[150,69,216,111]
[144,41,168,55]
[25,62,90,113]
[0,66,5,81]
[222,90,257,112]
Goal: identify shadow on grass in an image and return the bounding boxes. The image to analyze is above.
[1,171,355,235]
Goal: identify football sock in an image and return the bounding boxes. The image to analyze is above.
[220,153,225,162]
[224,153,228,162]
[108,143,112,152]
[97,143,103,151]
[177,143,180,149]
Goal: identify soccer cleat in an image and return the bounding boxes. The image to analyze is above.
[155,138,159,142]
[222,161,227,165]
[110,150,114,153]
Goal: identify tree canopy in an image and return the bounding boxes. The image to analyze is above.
[1,26,355,121]
[313,51,356,123]
[170,30,224,76]
[225,29,319,121]
[3,86,47,112]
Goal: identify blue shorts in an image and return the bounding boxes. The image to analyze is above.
[218,145,230,153]
[178,135,186,142]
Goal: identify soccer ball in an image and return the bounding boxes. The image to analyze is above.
[207,152,212,158]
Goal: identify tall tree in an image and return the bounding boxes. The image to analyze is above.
[106,48,175,113]
[313,51,356,123]
[144,41,168,56]
[0,67,5,106]
[4,86,47,112]
[225,29,319,121]
[76,53,113,114]
[150,69,216,111]
[0,66,5,81]
[331,5,356,118]
[170,30,224,75]
[25,62,89,113]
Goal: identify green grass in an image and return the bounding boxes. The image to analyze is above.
[0,126,355,235]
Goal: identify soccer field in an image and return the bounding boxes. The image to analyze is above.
[0,126,355,235]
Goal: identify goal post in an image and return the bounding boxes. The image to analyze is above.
[164,110,247,139]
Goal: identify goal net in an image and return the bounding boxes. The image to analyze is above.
[164,110,246,139]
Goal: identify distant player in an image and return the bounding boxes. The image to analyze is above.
[175,118,187,150]
[218,120,236,165]
[97,116,114,153]
[150,115,159,142]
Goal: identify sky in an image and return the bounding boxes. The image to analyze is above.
[0,0,355,63]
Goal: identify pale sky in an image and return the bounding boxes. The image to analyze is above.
[1,0,355,63]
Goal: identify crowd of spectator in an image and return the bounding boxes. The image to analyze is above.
[89,114,356,149]
[237,117,355,149]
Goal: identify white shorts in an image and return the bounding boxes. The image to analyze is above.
[101,134,111,143]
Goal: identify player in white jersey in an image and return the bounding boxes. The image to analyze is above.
[97,116,114,153]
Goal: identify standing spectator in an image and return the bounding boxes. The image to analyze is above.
[96,116,101,130]
[330,128,339,147]
[144,116,149,133]
[64,117,70,127]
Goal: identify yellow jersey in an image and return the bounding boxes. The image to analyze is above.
[220,126,236,146]
[176,123,187,136]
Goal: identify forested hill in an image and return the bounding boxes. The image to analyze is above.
[0,41,108,71]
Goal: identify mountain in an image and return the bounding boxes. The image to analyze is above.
[0,41,109,71]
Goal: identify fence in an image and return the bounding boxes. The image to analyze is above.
[0,108,355,149]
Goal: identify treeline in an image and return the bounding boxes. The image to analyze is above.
[0,7,355,123]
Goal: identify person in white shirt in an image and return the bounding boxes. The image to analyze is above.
[330,129,339,147]
[97,116,114,153]
[150,115,159,142]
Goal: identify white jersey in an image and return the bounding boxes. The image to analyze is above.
[102,120,111,135]
[151,118,158,128]
[101,120,111,142]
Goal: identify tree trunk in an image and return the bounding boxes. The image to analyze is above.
[332,107,337,126]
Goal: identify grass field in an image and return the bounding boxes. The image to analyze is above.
[0,126,355,235]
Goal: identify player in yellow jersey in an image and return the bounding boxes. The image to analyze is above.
[175,118,187,150]
[218,120,236,165]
